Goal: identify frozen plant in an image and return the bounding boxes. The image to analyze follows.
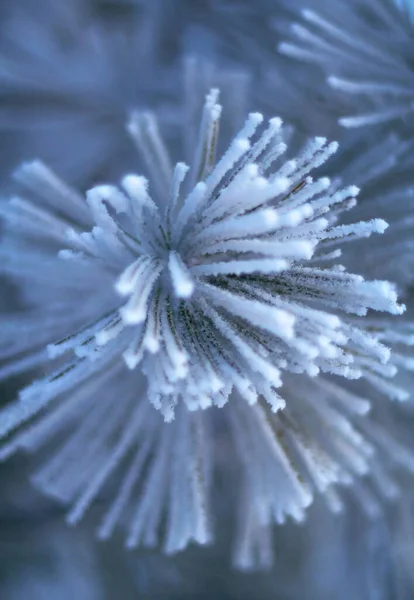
[188,0,343,138]
[0,90,404,419]
[0,76,409,567]
[279,0,414,129]
[222,305,414,568]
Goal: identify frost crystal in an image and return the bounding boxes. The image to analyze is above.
[0,82,409,568]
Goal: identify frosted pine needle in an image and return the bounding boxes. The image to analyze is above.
[316,131,414,289]
[279,1,414,128]
[0,90,404,422]
[228,314,414,568]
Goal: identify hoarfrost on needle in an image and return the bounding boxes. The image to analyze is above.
[0,78,410,568]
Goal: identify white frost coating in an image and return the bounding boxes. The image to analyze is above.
[168,251,195,298]
[0,90,405,420]
[0,71,410,570]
